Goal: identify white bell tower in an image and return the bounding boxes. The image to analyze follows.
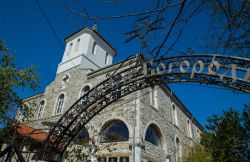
[56,27,116,74]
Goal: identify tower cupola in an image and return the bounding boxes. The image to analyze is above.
[56,27,116,74]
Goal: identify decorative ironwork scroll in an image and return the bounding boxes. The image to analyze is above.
[41,54,249,161]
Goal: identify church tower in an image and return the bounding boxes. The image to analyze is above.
[56,27,116,74]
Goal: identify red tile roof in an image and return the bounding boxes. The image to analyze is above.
[16,124,47,141]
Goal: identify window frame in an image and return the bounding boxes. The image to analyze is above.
[67,42,73,55]
[100,120,129,143]
[92,42,97,55]
[186,119,193,138]
[74,127,89,144]
[75,38,80,52]
[145,124,162,147]
[149,86,158,109]
[172,105,178,127]
[55,94,65,115]
[175,137,182,162]
[108,157,117,162]
[80,84,91,105]
[36,100,45,119]
[105,52,109,65]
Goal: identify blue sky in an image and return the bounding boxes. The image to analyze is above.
[0,0,249,127]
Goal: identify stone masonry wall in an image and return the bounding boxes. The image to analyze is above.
[19,63,202,162]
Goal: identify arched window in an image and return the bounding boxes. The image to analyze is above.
[67,42,73,55]
[75,39,80,52]
[36,100,45,118]
[105,52,109,65]
[145,124,162,147]
[81,85,91,105]
[55,94,64,114]
[92,42,97,55]
[186,119,192,138]
[150,86,158,109]
[175,137,182,162]
[74,127,89,144]
[81,85,91,96]
[101,120,129,143]
[172,105,178,126]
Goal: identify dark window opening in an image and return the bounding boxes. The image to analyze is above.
[101,120,129,143]
[81,85,91,105]
[105,53,109,64]
[92,42,97,55]
[56,94,64,114]
[109,157,117,162]
[145,124,162,147]
[98,157,107,162]
[37,100,45,118]
[120,157,129,162]
[74,127,89,144]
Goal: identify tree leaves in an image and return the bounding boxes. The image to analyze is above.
[206,0,250,57]
[182,144,213,162]
[201,107,250,162]
[0,41,39,142]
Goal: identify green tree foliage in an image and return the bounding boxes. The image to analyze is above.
[0,40,39,141]
[182,144,213,162]
[201,107,250,162]
[207,0,250,57]
[239,104,250,161]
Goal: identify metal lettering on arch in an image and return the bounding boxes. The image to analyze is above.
[41,54,250,161]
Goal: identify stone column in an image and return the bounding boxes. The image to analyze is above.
[132,91,142,162]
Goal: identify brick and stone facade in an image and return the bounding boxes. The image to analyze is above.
[17,27,203,162]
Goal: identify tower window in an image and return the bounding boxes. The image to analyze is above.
[67,42,73,55]
[55,94,65,114]
[92,42,97,55]
[105,53,109,65]
[75,39,80,52]
[36,100,45,119]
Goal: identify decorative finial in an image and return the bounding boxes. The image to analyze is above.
[92,24,97,31]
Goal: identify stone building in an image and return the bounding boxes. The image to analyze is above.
[16,27,203,162]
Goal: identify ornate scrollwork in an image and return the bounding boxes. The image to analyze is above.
[40,54,249,161]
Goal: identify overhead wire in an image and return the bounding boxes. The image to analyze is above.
[35,0,84,75]
[35,0,102,78]
[34,0,202,156]
[35,0,64,49]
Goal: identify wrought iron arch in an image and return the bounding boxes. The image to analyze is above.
[40,54,249,161]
